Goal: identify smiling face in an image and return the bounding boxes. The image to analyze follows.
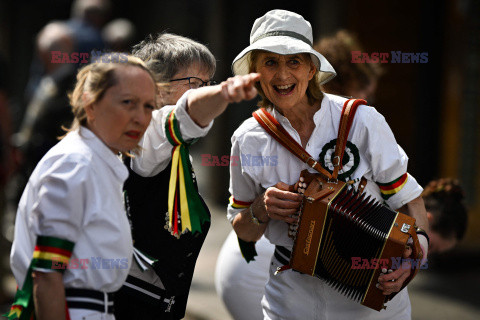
[253,51,316,112]
[85,65,156,153]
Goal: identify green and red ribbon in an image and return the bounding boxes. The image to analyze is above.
[229,196,258,263]
[5,236,74,320]
[165,110,210,237]
[378,173,408,200]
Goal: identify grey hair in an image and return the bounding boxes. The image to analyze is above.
[131,32,216,82]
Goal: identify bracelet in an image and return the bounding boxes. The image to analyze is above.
[250,206,267,225]
[416,227,430,245]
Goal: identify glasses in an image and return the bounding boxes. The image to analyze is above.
[169,77,218,89]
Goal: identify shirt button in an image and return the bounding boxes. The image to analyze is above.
[186,252,193,257]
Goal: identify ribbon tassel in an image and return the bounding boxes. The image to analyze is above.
[165,110,210,237]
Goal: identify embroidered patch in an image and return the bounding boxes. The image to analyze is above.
[319,139,360,181]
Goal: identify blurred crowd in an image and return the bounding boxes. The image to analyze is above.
[0,0,137,306]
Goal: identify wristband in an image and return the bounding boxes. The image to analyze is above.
[416,227,430,246]
[250,206,267,225]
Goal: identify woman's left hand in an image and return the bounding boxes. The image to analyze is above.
[377,246,412,295]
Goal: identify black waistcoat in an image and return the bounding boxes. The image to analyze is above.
[123,158,211,316]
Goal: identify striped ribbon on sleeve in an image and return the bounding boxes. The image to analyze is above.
[5,236,74,320]
[165,109,210,237]
[378,173,408,200]
[229,196,258,263]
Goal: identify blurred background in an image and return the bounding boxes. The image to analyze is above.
[0,0,479,319]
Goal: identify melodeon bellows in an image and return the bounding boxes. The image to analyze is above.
[289,170,422,311]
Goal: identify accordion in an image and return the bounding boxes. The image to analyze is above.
[289,170,422,311]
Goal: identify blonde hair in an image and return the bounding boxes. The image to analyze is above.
[65,54,157,153]
[248,50,323,108]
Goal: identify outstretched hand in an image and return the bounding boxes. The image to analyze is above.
[220,73,260,103]
[186,73,260,127]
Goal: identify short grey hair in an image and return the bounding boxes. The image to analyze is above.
[131,32,216,82]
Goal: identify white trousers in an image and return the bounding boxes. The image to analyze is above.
[215,231,275,320]
[262,252,411,320]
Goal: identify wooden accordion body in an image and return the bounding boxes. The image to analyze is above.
[290,170,422,311]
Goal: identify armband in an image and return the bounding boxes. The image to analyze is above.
[416,227,430,246]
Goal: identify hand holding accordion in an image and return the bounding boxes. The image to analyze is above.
[288,170,423,311]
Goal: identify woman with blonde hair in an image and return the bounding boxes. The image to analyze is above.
[7,55,157,320]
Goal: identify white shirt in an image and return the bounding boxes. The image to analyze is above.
[132,90,213,177]
[227,93,423,249]
[228,93,421,319]
[11,127,133,292]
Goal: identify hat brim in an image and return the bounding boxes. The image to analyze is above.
[232,36,336,85]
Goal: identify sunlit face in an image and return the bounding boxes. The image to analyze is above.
[162,63,211,105]
[86,66,156,153]
[429,231,457,254]
[253,52,316,111]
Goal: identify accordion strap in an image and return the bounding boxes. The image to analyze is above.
[253,108,333,180]
[332,98,367,179]
[252,98,367,180]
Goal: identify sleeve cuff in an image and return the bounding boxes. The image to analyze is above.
[417,233,429,266]
[32,235,75,272]
[175,90,214,140]
[385,173,423,210]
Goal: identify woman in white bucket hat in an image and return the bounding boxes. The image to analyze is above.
[225,9,429,320]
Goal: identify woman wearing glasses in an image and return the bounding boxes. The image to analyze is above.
[114,33,259,320]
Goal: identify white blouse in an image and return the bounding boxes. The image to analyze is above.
[227,93,423,249]
[11,127,133,292]
[132,90,213,177]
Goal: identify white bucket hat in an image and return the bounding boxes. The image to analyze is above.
[232,9,336,85]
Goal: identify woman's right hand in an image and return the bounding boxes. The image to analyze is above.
[263,182,303,224]
[232,181,303,242]
[186,73,260,127]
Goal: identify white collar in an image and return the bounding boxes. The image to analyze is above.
[269,96,329,128]
[78,126,129,183]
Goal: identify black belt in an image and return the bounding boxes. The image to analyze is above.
[65,288,114,314]
[274,245,292,266]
